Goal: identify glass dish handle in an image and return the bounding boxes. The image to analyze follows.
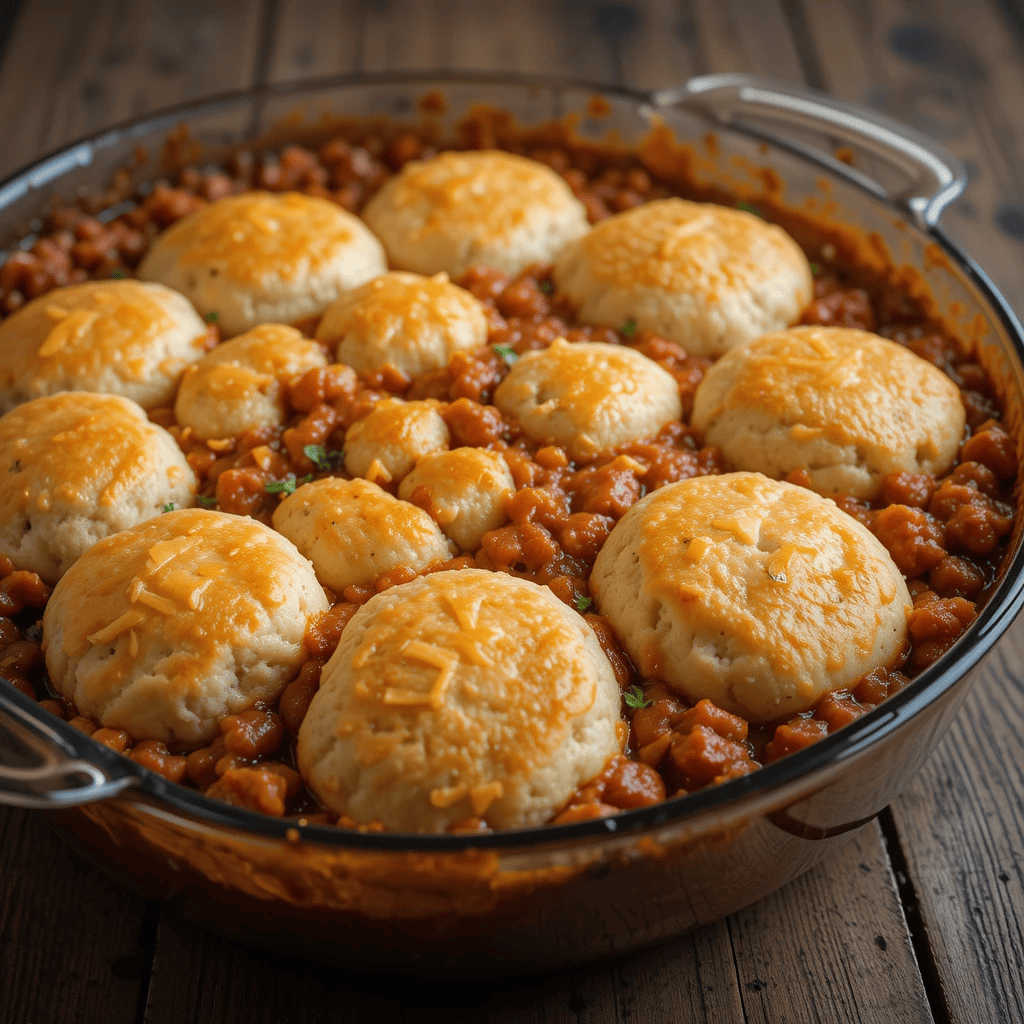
[0,683,138,808]
[651,73,967,229]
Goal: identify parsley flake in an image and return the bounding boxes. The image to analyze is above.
[265,477,298,495]
[110,268,127,280]
[620,317,637,337]
[196,494,217,507]
[204,311,219,323]
[736,201,762,217]
[161,502,175,513]
[538,279,554,295]
[303,444,343,471]
[493,344,518,365]
[623,685,653,710]
[574,594,592,613]
[810,262,821,275]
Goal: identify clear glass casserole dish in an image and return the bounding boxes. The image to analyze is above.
[1,71,1023,972]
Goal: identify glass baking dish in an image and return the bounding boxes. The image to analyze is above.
[1,72,1022,972]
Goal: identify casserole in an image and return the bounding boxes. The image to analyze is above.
[1,72,1023,971]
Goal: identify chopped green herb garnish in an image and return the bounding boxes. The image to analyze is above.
[196,494,217,506]
[161,502,175,513]
[493,344,518,365]
[538,279,554,295]
[736,201,762,217]
[574,594,592,613]
[265,477,298,495]
[620,318,637,337]
[623,685,653,710]
[303,444,343,471]
[810,262,821,275]
[204,311,219,323]
[110,268,127,280]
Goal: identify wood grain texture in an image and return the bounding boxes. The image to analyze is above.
[143,909,747,1024]
[265,0,366,81]
[888,636,1024,1024]
[691,0,807,81]
[266,0,701,92]
[0,807,150,1024]
[727,823,935,1024]
[0,0,266,178]
[796,0,1024,316]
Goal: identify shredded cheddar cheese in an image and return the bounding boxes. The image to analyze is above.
[469,781,504,815]
[135,589,178,616]
[429,784,469,808]
[146,536,197,571]
[401,640,458,708]
[366,457,393,484]
[87,609,146,645]
[382,687,433,706]
[711,507,762,546]
[766,543,816,584]
[250,445,275,471]
[447,593,480,631]
[187,578,212,611]
[681,536,713,565]
[38,309,99,357]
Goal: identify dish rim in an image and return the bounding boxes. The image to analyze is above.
[1,69,1023,853]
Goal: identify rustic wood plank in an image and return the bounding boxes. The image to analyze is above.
[268,0,697,93]
[690,0,808,82]
[143,901,744,1023]
[797,0,1024,316]
[265,0,365,82]
[359,0,446,73]
[887,626,1024,1024]
[727,822,935,1024]
[0,807,152,1024]
[0,0,266,178]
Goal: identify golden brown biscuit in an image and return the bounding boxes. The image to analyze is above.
[0,392,196,585]
[362,151,590,277]
[553,198,813,356]
[398,447,516,552]
[493,338,682,460]
[174,324,327,441]
[590,473,911,722]
[138,191,386,336]
[42,509,329,744]
[0,280,209,413]
[344,398,450,485]
[691,325,966,499]
[297,568,624,831]
[271,477,455,592]
[315,271,488,376]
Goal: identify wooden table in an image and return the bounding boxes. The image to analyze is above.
[1,1,1023,1021]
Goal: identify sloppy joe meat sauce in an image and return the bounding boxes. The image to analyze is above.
[0,126,1016,832]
